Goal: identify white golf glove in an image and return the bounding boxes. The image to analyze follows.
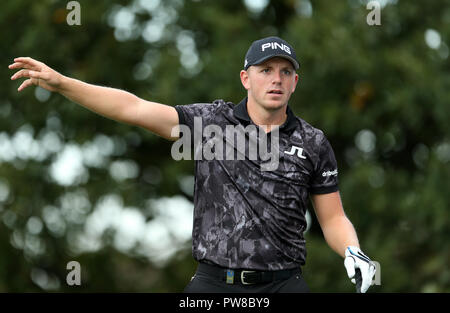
[344,246,376,293]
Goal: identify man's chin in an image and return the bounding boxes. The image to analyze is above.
[262,99,288,111]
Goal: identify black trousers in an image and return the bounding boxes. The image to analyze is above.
[184,263,310,293]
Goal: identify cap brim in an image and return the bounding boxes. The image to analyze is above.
[249,54,300,70]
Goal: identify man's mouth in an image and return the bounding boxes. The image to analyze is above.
[267,89,283,94]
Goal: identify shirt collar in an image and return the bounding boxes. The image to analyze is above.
[233,97,297,133]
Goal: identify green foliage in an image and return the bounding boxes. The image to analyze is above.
[1,0,448,292]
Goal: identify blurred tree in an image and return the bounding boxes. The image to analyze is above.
[0,0,448,292]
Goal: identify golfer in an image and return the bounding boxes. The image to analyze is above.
[9,36,376,293]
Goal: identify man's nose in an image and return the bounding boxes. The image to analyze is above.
[271,71,282,84]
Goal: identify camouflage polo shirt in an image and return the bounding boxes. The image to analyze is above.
[174,97,339,270]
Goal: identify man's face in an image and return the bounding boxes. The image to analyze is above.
[240,57,299,111]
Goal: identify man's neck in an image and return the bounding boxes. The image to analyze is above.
[246,97,288,133]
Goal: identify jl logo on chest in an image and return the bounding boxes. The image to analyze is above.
[284,145,307,159]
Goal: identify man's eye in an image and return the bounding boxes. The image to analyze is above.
[262,68,270,73]
[283,70,292,75]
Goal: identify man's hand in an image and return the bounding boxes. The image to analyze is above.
[9,57,64,92]
[8,56,179,140]
[344,246,376,293]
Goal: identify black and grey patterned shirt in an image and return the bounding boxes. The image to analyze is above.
[175,97,339,270]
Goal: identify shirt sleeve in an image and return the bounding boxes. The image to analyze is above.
[309,135,339,194]
[175,102,218,131]
[174,102,220,153]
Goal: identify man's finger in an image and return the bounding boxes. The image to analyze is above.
[13,57,42,71]
[8,62,23,69]
[11,69,31,80]
[355,268,363,293]
[344,256,355,279]
[9,62,39,71]
[10,69,28,80]
[14,57,35,63]
[359,263,375,293]
[17,78,34,92]
[11,69,42,81]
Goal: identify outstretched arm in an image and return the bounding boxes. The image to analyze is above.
[9,57,179,140]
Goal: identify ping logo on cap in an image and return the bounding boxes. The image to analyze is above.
[261,42,292,55]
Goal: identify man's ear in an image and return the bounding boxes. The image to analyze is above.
[240,69,250,90]
[292,73,299,93]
